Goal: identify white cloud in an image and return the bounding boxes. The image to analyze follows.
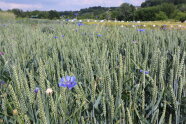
[0,1,42,10]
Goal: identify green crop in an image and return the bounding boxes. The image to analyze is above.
[0,20,186,124]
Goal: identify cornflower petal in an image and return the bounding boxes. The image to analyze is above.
[58,82,67,87]
[0,81,6,85]
[70,76,76,82]
[66,76,71,81]
[34,87,40,93]
[68,82,77,89]
[140,69,149,74]
[60,77,65,83]
[145,71,150,74]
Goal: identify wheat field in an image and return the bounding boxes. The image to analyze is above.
[0,20,186,124]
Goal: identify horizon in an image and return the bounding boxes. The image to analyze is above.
[0,0,145,11]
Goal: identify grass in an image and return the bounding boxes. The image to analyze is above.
[0,12,15,23]
[0,20,186,124]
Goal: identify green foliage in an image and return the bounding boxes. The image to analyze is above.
[155,11,168,20]
[117,3,135,21]
[48,10,60,20]
[11,9,25,18]
[159,3,177,18]
[142,0,186,7]
[135,6,159,21]
[174,11,186,22]
[177,4,186,12]
[136,3,183,21]
[141,0,165,7]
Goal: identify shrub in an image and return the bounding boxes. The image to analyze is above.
[174,11,186,22]
[135,6,160,21]
[155,11,168,20]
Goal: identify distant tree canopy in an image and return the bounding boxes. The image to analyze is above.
[48,10,60,19]
[117,3,135,21]
[11,9,25,18]
[135,3,179,21]
[4,1,186,22]
[141,0,186,7]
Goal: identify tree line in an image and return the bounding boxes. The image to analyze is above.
[1,0,186,22]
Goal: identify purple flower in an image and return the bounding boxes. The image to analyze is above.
[58,76,77,89]
[34,87,40,93]
[54,36,58,39]
[0,81,6,85]
[77,22,84,26]
[62,35,65,37]
[0,52,4,56]
[66,19,69,22]
[137,29,146,32]
[74,13,79,16]
[140,69,149,74]
[97,34,102,37]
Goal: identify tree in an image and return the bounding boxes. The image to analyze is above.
[159,3,176,18]
[111,10,119,20]
[48,10,60,20]
[174,11,186,22]
[141,0,165,7]
[135,6,160,21]
[177,4,186,12]
[11,9,25,17]
[155,11,168,20]
[141,0,186,7]
[117,3,135,21]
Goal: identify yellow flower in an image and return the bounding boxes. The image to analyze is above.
[46,88,53,94]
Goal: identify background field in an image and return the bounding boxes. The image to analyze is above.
[0,20,186,124]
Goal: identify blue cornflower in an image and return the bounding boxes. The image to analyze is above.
[74,13,79,16]
[66,19,69,21]
[161,25,167,30]
[77,22,84,26]
[54,36,58,39]
[137,29,146,32]
[140,69,149,74]
[0,81,6,85]
[34,87,40,93]
[58,76,77,89]
[97,34,102,37]
[62,35,65,37]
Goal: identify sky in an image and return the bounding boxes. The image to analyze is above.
[0,0,145,11]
